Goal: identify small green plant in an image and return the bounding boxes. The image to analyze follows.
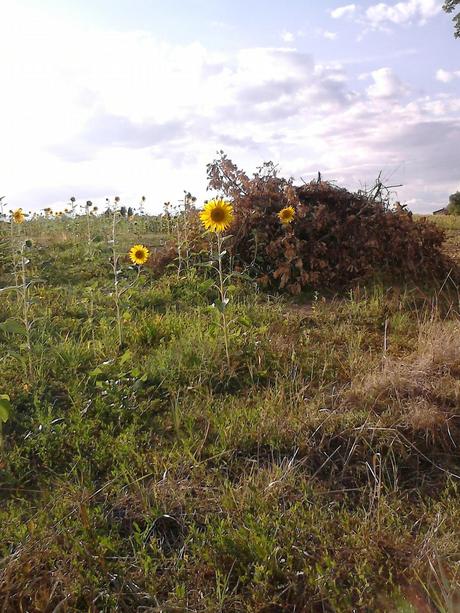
[16,239,34,378]
[85,200,93,250]
[110,197,123,347]
[9,208,25,287]
[199,198,235,367]
[4,212,36,378]
[110,198,150,348]
[0,394,12,449]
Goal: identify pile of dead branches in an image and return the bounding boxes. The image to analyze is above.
[207,152,450,293]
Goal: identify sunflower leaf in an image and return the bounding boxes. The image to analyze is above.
[0,318,28,336]
[89,367,103,377]
[0,395,12,423]
[214,299,227,313]
[6,350,26,364]
[119,349,133,365]
[238,315,252,327]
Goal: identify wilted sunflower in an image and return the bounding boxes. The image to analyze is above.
[12,209,25,224]
[200,199,234,233]
[278,206,295,225]
[129,244,149,265]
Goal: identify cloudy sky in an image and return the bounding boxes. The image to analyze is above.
[1,0,459,213]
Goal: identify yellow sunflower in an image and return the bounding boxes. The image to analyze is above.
[129,244,149,265]
[278,206,295,225]
[199,199,234,233]
[12,208,25,224]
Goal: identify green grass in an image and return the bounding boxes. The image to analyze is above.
[0,214,459,612]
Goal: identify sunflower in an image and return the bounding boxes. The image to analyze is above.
[12,209,25,224]
[278,206,295,225]
[199,199,234,233]
[129,244,149,265]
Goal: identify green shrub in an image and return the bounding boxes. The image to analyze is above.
[448,191,460,215]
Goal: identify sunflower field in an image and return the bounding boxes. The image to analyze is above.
[0,173,460,612]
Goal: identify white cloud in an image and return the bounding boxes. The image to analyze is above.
[209,20,234,31]
[319,29,338,39]
[366,67,410,98]
[0,3,458,214]
[281,30,295,42]
[436,68,460,83]
[330,4,357,19]
[329,4,358,19]
[331,0,441,30]
[365,0,441,26]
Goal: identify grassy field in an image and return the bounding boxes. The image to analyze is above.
[0,213,459,612]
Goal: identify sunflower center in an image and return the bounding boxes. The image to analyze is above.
[135,250,144,259]
[210,207,226,223]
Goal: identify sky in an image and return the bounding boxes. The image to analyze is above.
[1,0,459,214]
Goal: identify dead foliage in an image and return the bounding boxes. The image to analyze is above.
[207,152,451,294]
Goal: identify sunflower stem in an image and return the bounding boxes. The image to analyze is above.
[217,232,230,369]
[19,242,33,379]
[10,220,19,289]
[86,204,92,253]
[176,212,183,278]
[111,205,123,348]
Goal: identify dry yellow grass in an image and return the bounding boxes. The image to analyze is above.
[343,320,460,448]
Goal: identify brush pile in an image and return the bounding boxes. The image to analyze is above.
[207,153,450,293]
